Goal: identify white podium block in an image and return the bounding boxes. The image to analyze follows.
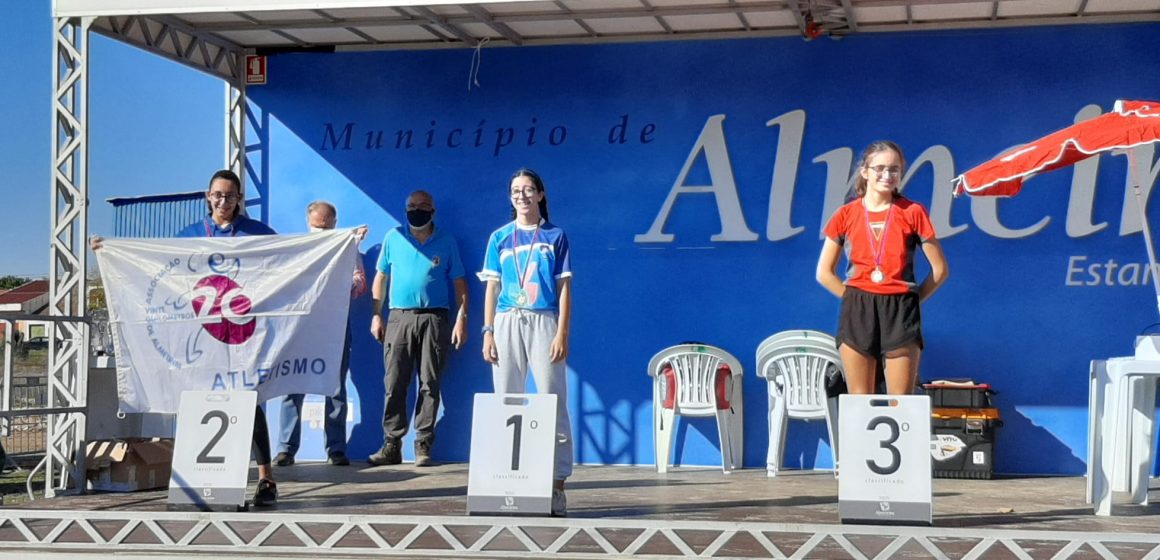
[838,394,932,525]
[467,393,557,515]
[168,391,257,511]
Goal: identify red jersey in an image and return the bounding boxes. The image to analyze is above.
[823,196,937,295]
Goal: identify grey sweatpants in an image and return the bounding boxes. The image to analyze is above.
[492,309,573,480]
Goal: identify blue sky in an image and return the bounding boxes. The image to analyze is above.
[0,2,392,280]
[1,1,223,279]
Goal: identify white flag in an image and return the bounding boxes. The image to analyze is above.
[97,229,358,413]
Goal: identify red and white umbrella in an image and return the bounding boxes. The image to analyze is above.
[952,100,1160,197]
[951,99,1160,315]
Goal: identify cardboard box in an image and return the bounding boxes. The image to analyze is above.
[85,438,173,492]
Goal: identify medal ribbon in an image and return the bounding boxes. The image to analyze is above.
[511,222,541,295]
[204,217,238,237]
[862,202,894,277]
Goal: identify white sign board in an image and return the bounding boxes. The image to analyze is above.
[467,393,557,515]
[838,394,932,525]
[168,391,256,511]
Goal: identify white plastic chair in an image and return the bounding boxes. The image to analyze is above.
[1088,357,1160,515]
[647,344,744,474]
[756,330,842,477]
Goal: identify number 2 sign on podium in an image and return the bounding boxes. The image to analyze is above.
[838,394,932,526]
[467,393,557,515]
[168,391,257,511]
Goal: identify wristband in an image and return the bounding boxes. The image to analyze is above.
[481,325,495,336]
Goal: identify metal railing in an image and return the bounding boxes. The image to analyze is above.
[1,315,91,498]
[0,509,1159,559]
[2,383,48,458]
[1,319,49,459]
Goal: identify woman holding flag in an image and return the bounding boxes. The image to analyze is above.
[92,169,280,507]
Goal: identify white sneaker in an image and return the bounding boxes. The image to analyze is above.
[551,489,567,517]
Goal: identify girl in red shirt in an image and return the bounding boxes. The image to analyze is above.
[816,141,950,395]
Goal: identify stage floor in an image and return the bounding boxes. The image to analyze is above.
[4,463,1160,558]
[10,462,1160,529]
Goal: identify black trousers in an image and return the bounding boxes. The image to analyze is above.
[381,309,450,445]
[252,405,272,466]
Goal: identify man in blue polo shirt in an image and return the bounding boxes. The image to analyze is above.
[368,190,468,467]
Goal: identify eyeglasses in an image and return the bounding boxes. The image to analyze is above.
[208,192,241,203]
[867,165,903,177]
[510,187,539,199]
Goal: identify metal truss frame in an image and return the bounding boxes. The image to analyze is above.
[240,91,271,225]
[228,83,246,182]
[45,15,259,498]
[92,15,242,83]
[2,509,1160,559]
[108,1,1160,51]
[47,17,95,499]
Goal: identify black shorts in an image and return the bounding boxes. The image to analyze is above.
[837,286,923,357]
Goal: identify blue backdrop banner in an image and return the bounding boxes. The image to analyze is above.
[249,22,1160,475]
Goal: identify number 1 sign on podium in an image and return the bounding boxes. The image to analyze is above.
[467,393,557,515]
[838,394,932,526]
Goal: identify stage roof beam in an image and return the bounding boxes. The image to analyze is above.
[57,1,1160,53]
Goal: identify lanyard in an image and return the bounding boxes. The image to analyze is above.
[511,223,541,291]
[204,217,238,238]
[862,202,894,273]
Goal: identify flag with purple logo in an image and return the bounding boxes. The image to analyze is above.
[96,229,359,413]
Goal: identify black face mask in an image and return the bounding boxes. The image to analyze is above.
[407,209,433,228]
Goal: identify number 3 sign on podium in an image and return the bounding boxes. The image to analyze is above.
[467,393,557,515]
[838,394,932,526]
[168,391,257,511]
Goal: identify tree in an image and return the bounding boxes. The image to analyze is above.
[0,276,29,290]
[88,287,107,311]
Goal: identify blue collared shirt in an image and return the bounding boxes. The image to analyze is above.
[375,225,465,309]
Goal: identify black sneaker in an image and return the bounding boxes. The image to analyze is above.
[367,441,402,466]
[551,489,567,517]
[328,451,350,466]
[273,452,295,467]
[414,440,434,467]
[253,478,278,507]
